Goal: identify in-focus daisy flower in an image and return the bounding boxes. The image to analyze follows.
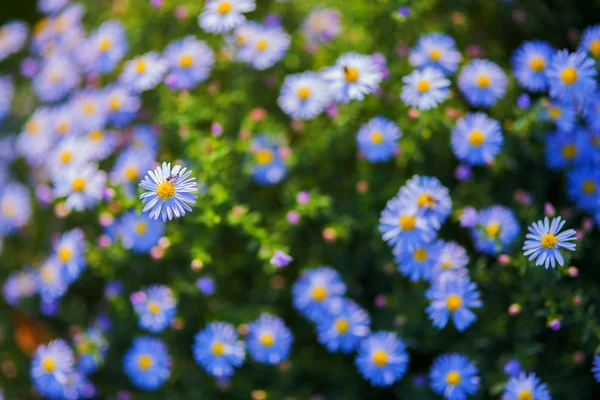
[356,116,401,162]
[16,107,53,166]
[426,274,482,332]
[458,59,507,107]
[53,162,107,212]
[47,136,92,178]
[429,353,480,400]
[322,52,382,103]
[53,228,86,283]
[123,336,171,390]
[139,162,198,221]
[78,20,128,75]
[83,129,119,160]
[541,101,577,132]
[395,240,444,282]
[131,285,176,333]
[104,85,140,128]
[118,211,165,252]
[292,266,346,322]
[409,33,462,75]
[164,36,215,90]
[302,8,341,44]
[398,175,452,228]
[316,298,370,353]
[0,182,31,235]
[545,129,592,170]
[38,0,69,14]
[198,0,256,34]
[379,199,436,252]
[2,268,37,305]
[567,166,600,212]
[33,54,81,103]
[433,241,469,280]
[451,112,503,165]
[580,24,600,58]
[593,355,600,382]
[36,257,68,302]
[471,205,520,256]
[401,67,451,110]
[249,135,287,185]
[110,148,154,197]
[277,71,330,120]
[512,40,554,92]
[72,90,108,132]
[355,331,409,387]
[503,373,551,400]
[246,313,293,364]
[74,327,108,374]
[120,52,167,93]
[523,216,577,269]
[0,76,13,121]
[0,21,28,62]
[193,322,246,378]
[546,50,597,104]
[30,339,75,400]
[237,24,290,70]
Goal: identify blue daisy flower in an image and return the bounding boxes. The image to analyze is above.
[356,116,401,162]
[277,71,330,120]
[379,198,437,253]
[131,285,176,333]
[401,67,450,110]
[110,148,154,197]
[84,129,119,160]
[193,322,246,378]
[120,52,167,93]
[579,24,600,59]
[139,162,198,221]
[546,50,597,105]
[72,90,108,132]
[123,336,171,390]
[322,52,382,103]
[458,59,507,107]
[409,33,462,75]
[0,76,13,121]
[395,240,444,282]
[105,85,140,128]
[79,20,128,75]
[470,205,520,256]
[0,182,31,235]
[316,298,370,353]
[74,327,108,374]
[503,372,551,400]
[50,104,83,139]
[429,353,480,400]
[33,54,80,103]
[0,21,28,62]
[302,8,342,44]
[433,241,469,280]
[246,313,293,364]
[2,267,38,305]
[545,128,592,170]
[523,216,577,269]
[567,165,600,212]
[593,355,600,382]
[53,228,86,283]
[426,274,482,332]
[541,101,577,132]
[237,24,290,70]
[512,40,554,92]
[164,36,215,90]
[16,107,54,166]
[36,257,68,302]
[292,266,346,322]
[451,112,503,165]
[398,175,452,228]
[31,339,75,399]
[53,162,107,212]
[118,211,165,253]
[355,331,409,387]
[198,0,256,34]
[130,124,159,155]
[47,136,93,179]
[249,135,287,185]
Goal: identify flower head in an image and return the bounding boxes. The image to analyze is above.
[401,67,451,110]
[131,285,176,333]
[322,52,382,103]
[503,373,551,400]
[193,322,246,378]
[471,205,520,256]
[512,40,554,92]
[246,313,293,364]
[458,59,507,107]
[31,339,75,399]
[355,331,409,387]
[0,182,31,236]
[356,116,402,162]
[546,50,597,104]
[292,267,346,322]
[53,228,86,283]
[236,23,290,70]
[429,353,480,400]
[78,20,128,75]
[426,274,482,332]
[118,211,165,253]
[316,298,370,353]
[277,71,330,120]
[302,8,341,44]
[53,162,107,212]
[395,240,444,282]
[451,112,503,165]
[409,33,462,75]
[249,135,287,185]
[523,216,577,268]
[398,175,452,228]
[123,336,171,390]
[120,52,167,93]
[164,36,215,89]
[198,0,256,34]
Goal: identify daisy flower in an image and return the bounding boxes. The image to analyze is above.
[398,175,452,228]
[53,228,86,283]
[322,52,382,103]
[451,112,503,165]
[433,241,469,280]
[316,298,370,354]
[567,165,600,212]
[579,24,600,59]
[0,76,13,121]
[83,129,119,160]
[16,107,54,166]
[503,373,551,400]
[130,124,159,155]
[277,71,330,120]
[50,104,82,138]
[139,162,198,221]
[33,54,81,103]
[409,33,462,75]
[164,36,215,90]
[355,331,409,387]
[292,266,346,323]
[249,135,287,185]
[2,267,38,305]
[546,50,597,105]
[541,101,577,132]
[237,24,290,70]
[53,162,107,212]
[512,40,554,92]
[395,240,444,282]
[545,128,592,170]
[302,8,342,44]
[523,216,577,269]
[593,355,600,382]
[458,59,507,107]
[401,67,451,110]
[379,198,437,252]
[36,257,68,302]
[31,339,75,400]
[131,285,177,333]
[123,336,171,390]
[38,0,69,14]
[74,327,108,374]
[0,21,28,62]
[429,353,480,400]
[0,182,31,235]
[356,116,401,162]
[198,0,256,34]
[583,93,600,132]
[47,136,92,178]
[72,90,108,132]
[120,52,167,93]
[118,211,165,252]
[78,20,128,75]
[426,274,482,332]
[246,313,293,365]
[193,322,246,378]
[110,148,154,197]
[104,85,140,128]
[470,205,520,256]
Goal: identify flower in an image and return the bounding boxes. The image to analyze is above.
[130,124,159,155]
[36,257,68,302]
[504,359,522,376]
[426,274,482,332]
[249,135,287,185]
[355,331,409,387]
[580,24,600,58]
[30,339,75,399]
[429,353,480,400]
[0,21,28,62]
[50,104,83,138]
[409,33,462,75]
[110,148,154,196]
[78,20,128,75]
[503,372,551,400]
[84,129,119,160]
[398,175,452,228]
[2,268,37,305]
[451,112,503,165]
[38,0,69,14]
[118,211,165,253]
[72,90,109,132]
[567,166,600,212]
[0,182,31,236]
[541,101,577,132]
[53,228,86,283]
[196,277,215,295]
[356,116,402,162]
[74,327,108,374]
[123,336,171,390]
[53,162,107,212]
[16,107,54,166]
[316,298,370,353]
[379,199,437,252]
[470,205,520,256]
[292,266,346,322]
[193,322,246,378]
[236,23,290,70]
[593,355,600,382]
[0,76,13,121]
[164,36,215,90]
[104,85,140,128]
[47,136,92,178]
[523,216,577,268]
[433,241,469,279]
[120,52,167,93]
[546,50,597,104]
[33,54,81,103]
[401,67,451,110]
[139,162,198,221]
[277,71,330,120]
[395,240,444,282]
[511,40,554,92]
[545,129,592,170]
[322,52,382,103]
[131,285,177,333]
[270,250,292,268]
[246,313,293,364]
[458,59,507,107]
[198,0,256,34]
[302,8,341,44]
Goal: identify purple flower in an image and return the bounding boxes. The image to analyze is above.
[549,319,561,331]
[504,359,521,376]
[196,277,215,295]
[297,191,310,204]
[398,6,410,18]
[455,164,473,181]
[264,13,282,26]
[270,250,293,268]
[517,93,531,109]
[460,207,478,228]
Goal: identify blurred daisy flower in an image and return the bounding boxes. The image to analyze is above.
[433,241,469,280]
[356,116,401,162]
[16,107,54,166]
[316,298,370,354]
[246,313,293,364]
[36,257,68,302]
[430,353,480,400]
[249,135,287,185]
[322,52,382,103]
[198,0,256,34]
[33,54,81,103]
[53,228,86,283]
[458,59,507,107]
[237,24,290,70]
[409,33,462,75]
[104,85,140,128]
[523,216,577,269]
[547,50,597,105]
[83,129,119,160]
[164,36,215,90]
[583,93,600,132]
[292,267,346,323]
[193,322,246,378]
[379,199,436,252]
[451,112,503,165]
[50,104,82,138]
[123,336,171,390]
[31,339,75,400]
[78,20,128,75]
[139,162,198,221]
[0,21,28,62]
[426,274,482,332]
[593,355,600,382]
[0,76,14,121]
[401,67,450,110]
[0,182,31,235]
[74,327,108,374]
[110,149,154,197]
[131,285,177,333]
[503,372,551,400]
[38,0,69,15]
[471,205,520,256]
[120,52,167,93]
[72,90,108,132]
[579,24,600,59]
[398,175,452,228]
[541,101,576,132]
[2,267,38,305]
[355,331,409,387]
[47,136,92,178]
[512,40,554,92]
[302,8,341,44]
[395,240,444,282]
[53,162,106,212]
[545,128,592,170]
[567,166,600,212]
[277,71,329,120]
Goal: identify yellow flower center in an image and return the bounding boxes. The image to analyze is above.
[57,121,69,134]
[417,193,435,208]
[60,152,72,163]
[77,341,90,354]
[125,167,138,181]
[83,104,95,115]
[147,301,160,314]
[255,149,274,165]
[518,390,532,400]
[413,248,428,262]
[399,215,416,231]
[548,106,562,119]
[371,131,383,144]
[417,80,430,92]
[442,260,452,270]
[180,55,193,68]
[486,223,501,237]
[136,60,146,74]
[58,247,72,263]
[476,75,490,88]
[468,130,485,147]
[540,233,557,249]
[446,370,461,385]
[256,40,268,51]
[135,222,147,234]
[156,181,175,200]
[138,355,152,370]
[429,49,442,61]
[40,266,56,283]
[217,1,232,14]
[99,39,111,52]
[211,342,225,356]
[297,87,311,99]
[259,333,274,347]
[372,350,388,367]
[344,66,359,83]
[72,178,86,192]
[26,120,39,135]
[1,203,13,217]
[109,98,121,111]
[560,67,577,85]
[446,294,462,311]
[42,358,55,373]
[89,130,103,141]
[591,40,600,57]
[582,179,597,194]
[529,57,545,72]
[312,286,327,302]
[561,144,577,159]
[335,318,349,334]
